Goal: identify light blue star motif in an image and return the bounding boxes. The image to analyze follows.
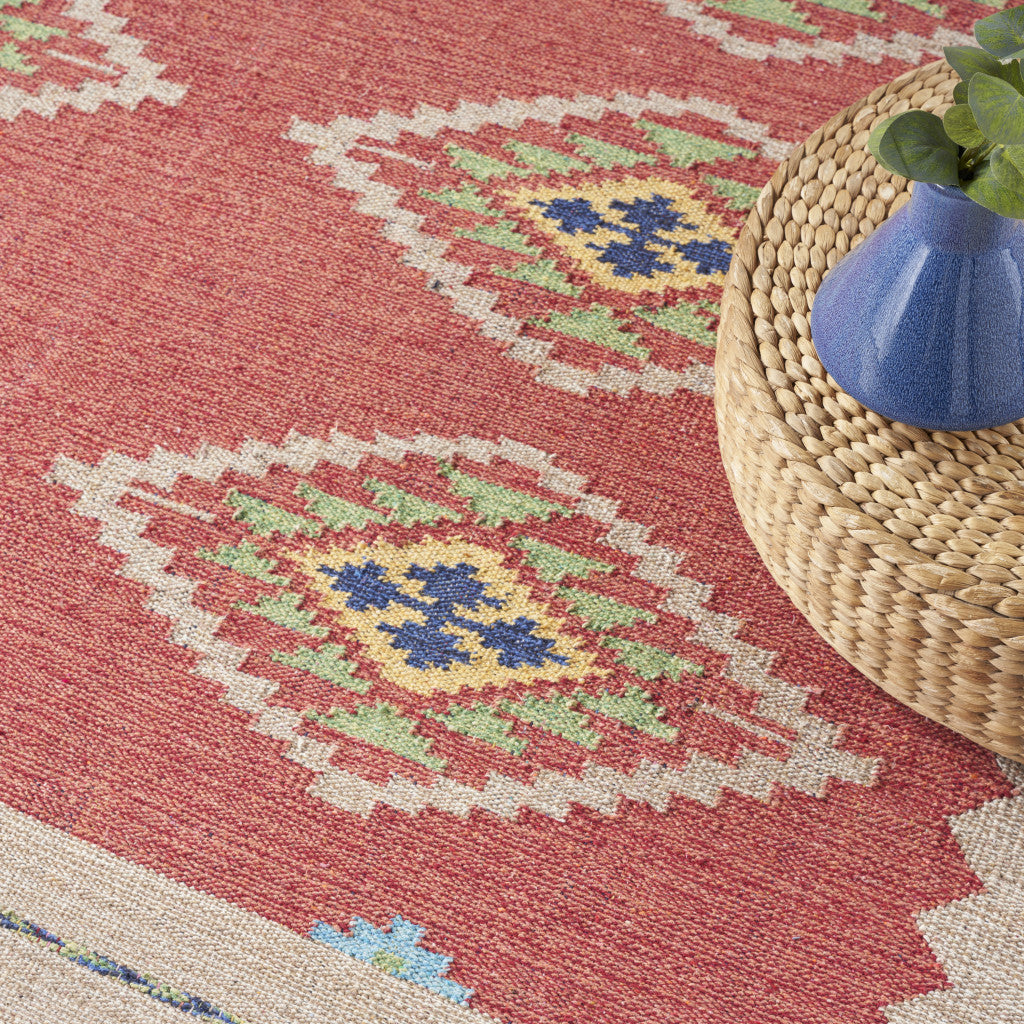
[310,915,474,1006]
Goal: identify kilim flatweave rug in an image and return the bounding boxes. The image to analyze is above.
[0,1,1022,1021]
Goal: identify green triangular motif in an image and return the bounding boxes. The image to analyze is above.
[234,592,329,638]
[271,644,371,694]
[638,121,761,167]
[703,174,761,211]
[1,13,64,41]
[500,693,601,750]
[296,482,386,531]
[802,0,883,18]
[556,587,657,632]
[418,182,496,214]
[308,703,446,770]
[577,686,679,742]
[636,300,719,348]
[437,462,574,528]
[363,478,463,527]
[531,305,649,360]
[703,0,820,33]
[0,0,66,75]
[508,536,615,583]
[806,0,944,17]
[602,637,703,680]
[565,132,656,169]
[638,120,758,166]
[503,141,590,175]
[196,541,291,585]
[456,220,540,256]
[445,144,530,182]
[0,40,32,73]
[425,703,528,756]
[492,259,582,296]
[225,491,322,539]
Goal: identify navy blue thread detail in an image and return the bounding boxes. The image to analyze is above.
[531,193,731,279]
[0,911,245,1021]
[319,560,568,671]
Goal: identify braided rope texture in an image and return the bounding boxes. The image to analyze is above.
[716,60,1024,761]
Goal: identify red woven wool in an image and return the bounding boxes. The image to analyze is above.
[0,2,1021,1022]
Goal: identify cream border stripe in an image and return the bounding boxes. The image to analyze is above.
[0,926,188,1024]
[0,801,499,1024]
[48,428,877,824]
[287,92,798,398]
[0,911,243,1022]
[655,0,972,67]
[0,0,187,121]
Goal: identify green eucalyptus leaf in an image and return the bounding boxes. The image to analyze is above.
[1002,58,1024,94]
[1004,143,1024,177]
[944,44,1005,81]
[961,162,1024,218]
[868,109,959,185]
[969,73,1024,145]
[943,103,987,147]
[946,49,1024,93]
[993,147,1024,192]
[975,6,1024,60]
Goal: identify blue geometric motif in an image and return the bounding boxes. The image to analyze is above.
[310,915,474,1006]
[531,193,731,280]
[318,560,569,671]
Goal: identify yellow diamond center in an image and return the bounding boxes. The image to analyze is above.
[507,176,736,294]
[294,536,598,697]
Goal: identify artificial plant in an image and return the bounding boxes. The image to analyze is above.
[869,5,1024,218]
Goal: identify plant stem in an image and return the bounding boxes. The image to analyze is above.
[959,142,997,179]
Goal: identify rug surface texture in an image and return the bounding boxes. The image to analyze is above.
[1,1,1023,1021]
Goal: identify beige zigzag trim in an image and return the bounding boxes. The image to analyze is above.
[655,0,972,68]
[287,92,798,399]
[0,0,187,122]
[0,801,498,1024]
[883,756,1024,1023]
[48,429,878,822]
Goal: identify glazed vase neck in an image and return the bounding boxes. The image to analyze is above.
[904,181,1022,252]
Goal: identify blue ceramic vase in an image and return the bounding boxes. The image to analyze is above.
[810,181,1024,432]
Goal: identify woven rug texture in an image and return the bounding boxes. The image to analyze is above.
[0,1,1022,1021]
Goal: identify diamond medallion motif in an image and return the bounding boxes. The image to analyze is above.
[48,430,878,823]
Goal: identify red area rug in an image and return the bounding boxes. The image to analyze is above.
[1,1,1022,1021]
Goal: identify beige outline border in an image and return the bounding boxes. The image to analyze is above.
[653,0,973,67]
[884,756,1024,1023]
[47,428,877,822]
[0,0,187,121]
[286,92,797,398]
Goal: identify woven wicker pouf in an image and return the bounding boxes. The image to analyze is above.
[716,60,1024,763]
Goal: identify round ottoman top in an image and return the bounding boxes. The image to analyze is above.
[715,60,1024,762]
